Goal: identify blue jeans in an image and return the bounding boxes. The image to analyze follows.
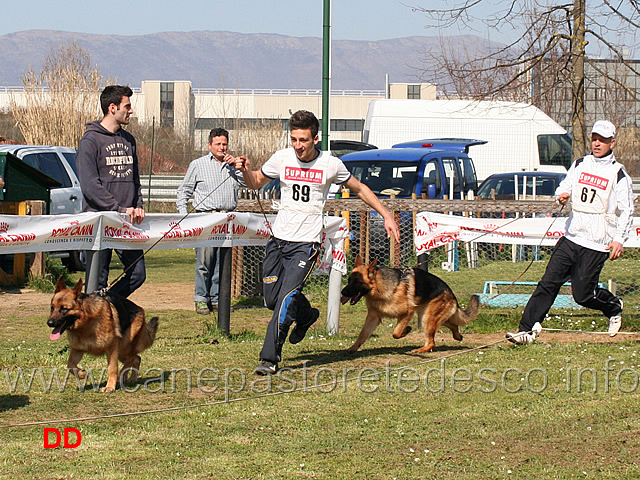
[94,249,146,299]
[194,246,220,304]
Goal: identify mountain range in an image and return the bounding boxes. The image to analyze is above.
[0,30,499,90]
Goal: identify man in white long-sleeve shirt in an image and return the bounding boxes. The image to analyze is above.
[507,120,634,344]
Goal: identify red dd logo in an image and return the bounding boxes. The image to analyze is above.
[43,427,82,449]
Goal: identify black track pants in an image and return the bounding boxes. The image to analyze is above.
[519,237,621,332]
[259,238,320,363]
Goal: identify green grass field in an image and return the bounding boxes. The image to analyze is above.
[2,250,640,479]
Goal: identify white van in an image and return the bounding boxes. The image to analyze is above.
[363,99,572,181]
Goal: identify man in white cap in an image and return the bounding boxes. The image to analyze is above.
[507,120,634,344]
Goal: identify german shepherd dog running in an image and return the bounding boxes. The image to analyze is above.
[341,255,479,353]
[47,276,159,392]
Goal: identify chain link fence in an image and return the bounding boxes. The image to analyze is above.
[231,197,640,314]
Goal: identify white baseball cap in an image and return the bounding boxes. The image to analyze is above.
[591,120,616,139]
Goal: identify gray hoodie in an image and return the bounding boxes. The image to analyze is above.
[76,120,143,213]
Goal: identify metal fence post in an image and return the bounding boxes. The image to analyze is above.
[416,252,429,329]
[84,250,102,293]
[218,246,232,336]
[326,266,342,335]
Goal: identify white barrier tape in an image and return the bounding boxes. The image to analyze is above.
[0,212,349,274]
[415,212,640,254]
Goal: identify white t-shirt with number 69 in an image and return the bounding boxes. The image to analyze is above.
[261,148,351,243]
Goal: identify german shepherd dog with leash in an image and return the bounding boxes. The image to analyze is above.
[341,255,479,353]
[47,276,159,392]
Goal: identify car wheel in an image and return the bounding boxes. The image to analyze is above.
[62,250,86,272]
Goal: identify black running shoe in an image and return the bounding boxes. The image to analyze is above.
[254,360,278,376]
[289,308,320,344]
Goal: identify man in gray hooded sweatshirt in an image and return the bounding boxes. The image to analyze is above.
[76,85,146,298]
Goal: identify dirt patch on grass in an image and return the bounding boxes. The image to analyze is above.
[2,285,639,344]
[129,282,195,310]
[379,326,640,347]
[436,330,640,345]
[0,282,196,313]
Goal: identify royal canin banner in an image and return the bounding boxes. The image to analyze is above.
[316,218,348,275]
[0,212,349,274]
[415,212,627,254]
[415,212,640,253]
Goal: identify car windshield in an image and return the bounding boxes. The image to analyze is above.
[477,174,564,199]
[344,161,418,196]
[538,133,572,169]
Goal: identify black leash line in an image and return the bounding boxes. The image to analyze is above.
[414,205,560,267]
[413,213,528,269]
[103,172,237,292]
[0,336,510,429]
[489,205,565,300]
[412,205,564,302]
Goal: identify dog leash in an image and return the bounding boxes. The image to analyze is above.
[0,335,511,429]
[488,205,565,300]
[413,204,564,302]
[412,205,560,270]
[102,169,239,293]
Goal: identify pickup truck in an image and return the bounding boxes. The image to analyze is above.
[0,144,85,271]
[340,138,484,199]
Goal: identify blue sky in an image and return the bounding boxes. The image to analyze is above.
[0,0,436,40]
[3,1,635,54]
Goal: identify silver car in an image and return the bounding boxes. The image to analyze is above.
[0,144,85,270]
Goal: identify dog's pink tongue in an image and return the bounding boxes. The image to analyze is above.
[50,332,61,341]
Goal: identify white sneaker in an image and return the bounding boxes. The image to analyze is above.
[608,299,623,337]
[506,322,542,345]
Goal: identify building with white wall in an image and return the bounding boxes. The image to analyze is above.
[135,80,437,150]
[0,80,437,150]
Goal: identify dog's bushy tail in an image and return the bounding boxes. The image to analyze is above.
[450,294,480,326]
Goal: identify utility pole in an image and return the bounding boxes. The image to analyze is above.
[322,0,341,335]
[321,0,331,151]
[570,0,587,159]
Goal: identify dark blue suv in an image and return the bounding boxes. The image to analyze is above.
[340,138,483,199]
[339,139,485,265]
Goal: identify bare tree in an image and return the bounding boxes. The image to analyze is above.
[9,41,103,148]
[413,0,640,161]
[193,80,287,168]
[127,119,197,173]
[232,119,287,169]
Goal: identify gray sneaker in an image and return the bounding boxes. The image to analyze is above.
[195,302,210,315]
[608,299,623,337]
[506,322,542,345]
[254,360,278,376]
